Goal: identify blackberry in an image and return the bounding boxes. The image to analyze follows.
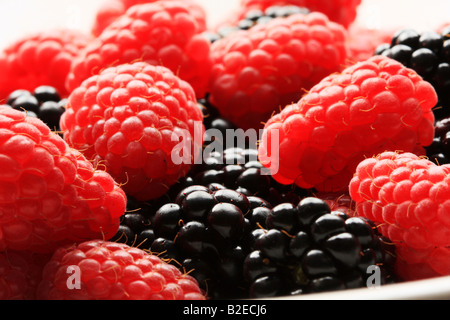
[189,146,310,206]
[204,5,310,43]
[112,184,274,299]
[244,197,397,298]
[4,85,66,131]
[375,28,450,120]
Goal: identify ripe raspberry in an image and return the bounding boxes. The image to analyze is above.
[209,11,348,129]
[0,250,51,300]
[258,55,437,193]
[349,151,450,281]
[66,1,212,99]
[238,0,362,28]
[0,106,126,253]
[36,240,206,300]
[60,62,204,201]
[91,0,207,37]
[0,29,92,102]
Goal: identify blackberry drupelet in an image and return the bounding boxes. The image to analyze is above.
[204,5,310,43]
[375,28,450,120]
[244,197,397,298]
[4,85,66,131]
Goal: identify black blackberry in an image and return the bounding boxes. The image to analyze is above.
[112,185,274,299]
[4,85,66,131]
[244,197,397,298]
[375,28,450,120]
[189,146,310,206]
[204,5,310,43]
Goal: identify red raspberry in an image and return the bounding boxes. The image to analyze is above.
[258,55,437,193]
[66,1,212,99]
[0,106,126,253]
[92,0,207,37]
[0,29,92,102]
[209,11,347,130]
[36,240,206,300]
[0,250,51,300]
[349,151,450,281]
[239,0,362,28]
[60,62,204,201]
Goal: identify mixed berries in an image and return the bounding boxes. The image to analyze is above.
[0,0,449,300]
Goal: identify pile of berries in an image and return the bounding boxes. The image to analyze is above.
[0,0,449,301]
[111,185,396,299]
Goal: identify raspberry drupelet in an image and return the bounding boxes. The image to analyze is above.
[60,62,205,201]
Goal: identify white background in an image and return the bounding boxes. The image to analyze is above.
[0,0,449,50]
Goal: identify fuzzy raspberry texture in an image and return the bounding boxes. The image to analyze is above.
[0,250,51,300]
[209,12,347,130]
[258,55,437,193]
[0,29,92,102]
[349,151,450,281]
[239,0,362,28]
[91,0,207,37]
[66,1,212,99]
[37,240,206,300]
[0,106,126,253]
[60,62,204,201]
